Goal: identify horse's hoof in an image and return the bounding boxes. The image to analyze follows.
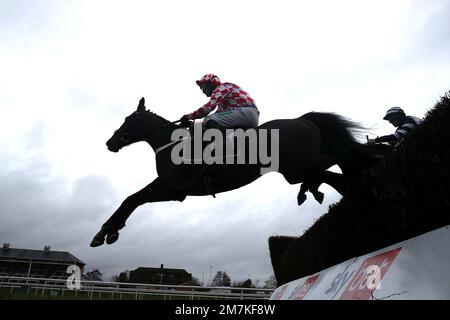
[313,191,324,204]
[90,225,111,247]
[297,193,307,206]
[90,235,105,247]
[106,231,119,245]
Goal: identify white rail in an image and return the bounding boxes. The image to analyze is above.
[0,276,273,300]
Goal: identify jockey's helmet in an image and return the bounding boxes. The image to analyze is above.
[383,107,406,120]
[196,74,221,88]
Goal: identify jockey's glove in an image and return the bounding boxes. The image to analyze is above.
[180,115,191,128]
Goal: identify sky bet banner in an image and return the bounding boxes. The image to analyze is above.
[270,225,450,300]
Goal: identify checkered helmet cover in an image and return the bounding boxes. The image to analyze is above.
[196,74,221,87]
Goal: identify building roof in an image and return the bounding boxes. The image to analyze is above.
[132,267,190,275]
[0,247,85,266]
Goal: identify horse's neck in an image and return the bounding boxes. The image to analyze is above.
[143,114,177,152]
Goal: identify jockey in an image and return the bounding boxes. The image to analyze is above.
[368,107,422,146]
[180,74,259,130]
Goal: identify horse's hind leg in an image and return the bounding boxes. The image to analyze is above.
[321,171,347,195]
[90,177,186,247]
[297,170,347,206]
[297,183,309,206]
[297,180,324,206]
[310,183,324,204]
[293,154,335,206]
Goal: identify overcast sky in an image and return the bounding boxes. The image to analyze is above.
[0,0,449,284]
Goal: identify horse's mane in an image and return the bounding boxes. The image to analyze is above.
[144,110,178,129]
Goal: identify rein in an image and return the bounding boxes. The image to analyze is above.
[162,119,182,127]
[155,119,190,156]
[154,138,184,156]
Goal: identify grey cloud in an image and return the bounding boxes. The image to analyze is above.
[0,148,118,263]
[406,1,450,63]
[0,145,336,282]
[91,184,340,282]
[0,1,63,40]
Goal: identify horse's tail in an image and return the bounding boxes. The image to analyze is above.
[300,112,378,174]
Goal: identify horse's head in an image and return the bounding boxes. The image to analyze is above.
[106,97,150,152]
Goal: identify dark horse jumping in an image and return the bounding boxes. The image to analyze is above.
[90,98,379,247]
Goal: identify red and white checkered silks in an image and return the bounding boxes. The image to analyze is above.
[189,82,256,120]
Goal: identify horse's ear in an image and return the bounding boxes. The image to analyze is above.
[137,97,146,112]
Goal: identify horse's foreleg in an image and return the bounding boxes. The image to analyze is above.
[90,177,185,247]
[103,178,185,231]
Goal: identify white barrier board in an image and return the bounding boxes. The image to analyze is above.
[270,225,450,300]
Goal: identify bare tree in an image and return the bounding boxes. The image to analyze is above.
[83,269,103,281]
[263,275,277,289]
[211,271,231,287]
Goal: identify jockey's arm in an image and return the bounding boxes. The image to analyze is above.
[375,133,399,144]
[188,86,229,120]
